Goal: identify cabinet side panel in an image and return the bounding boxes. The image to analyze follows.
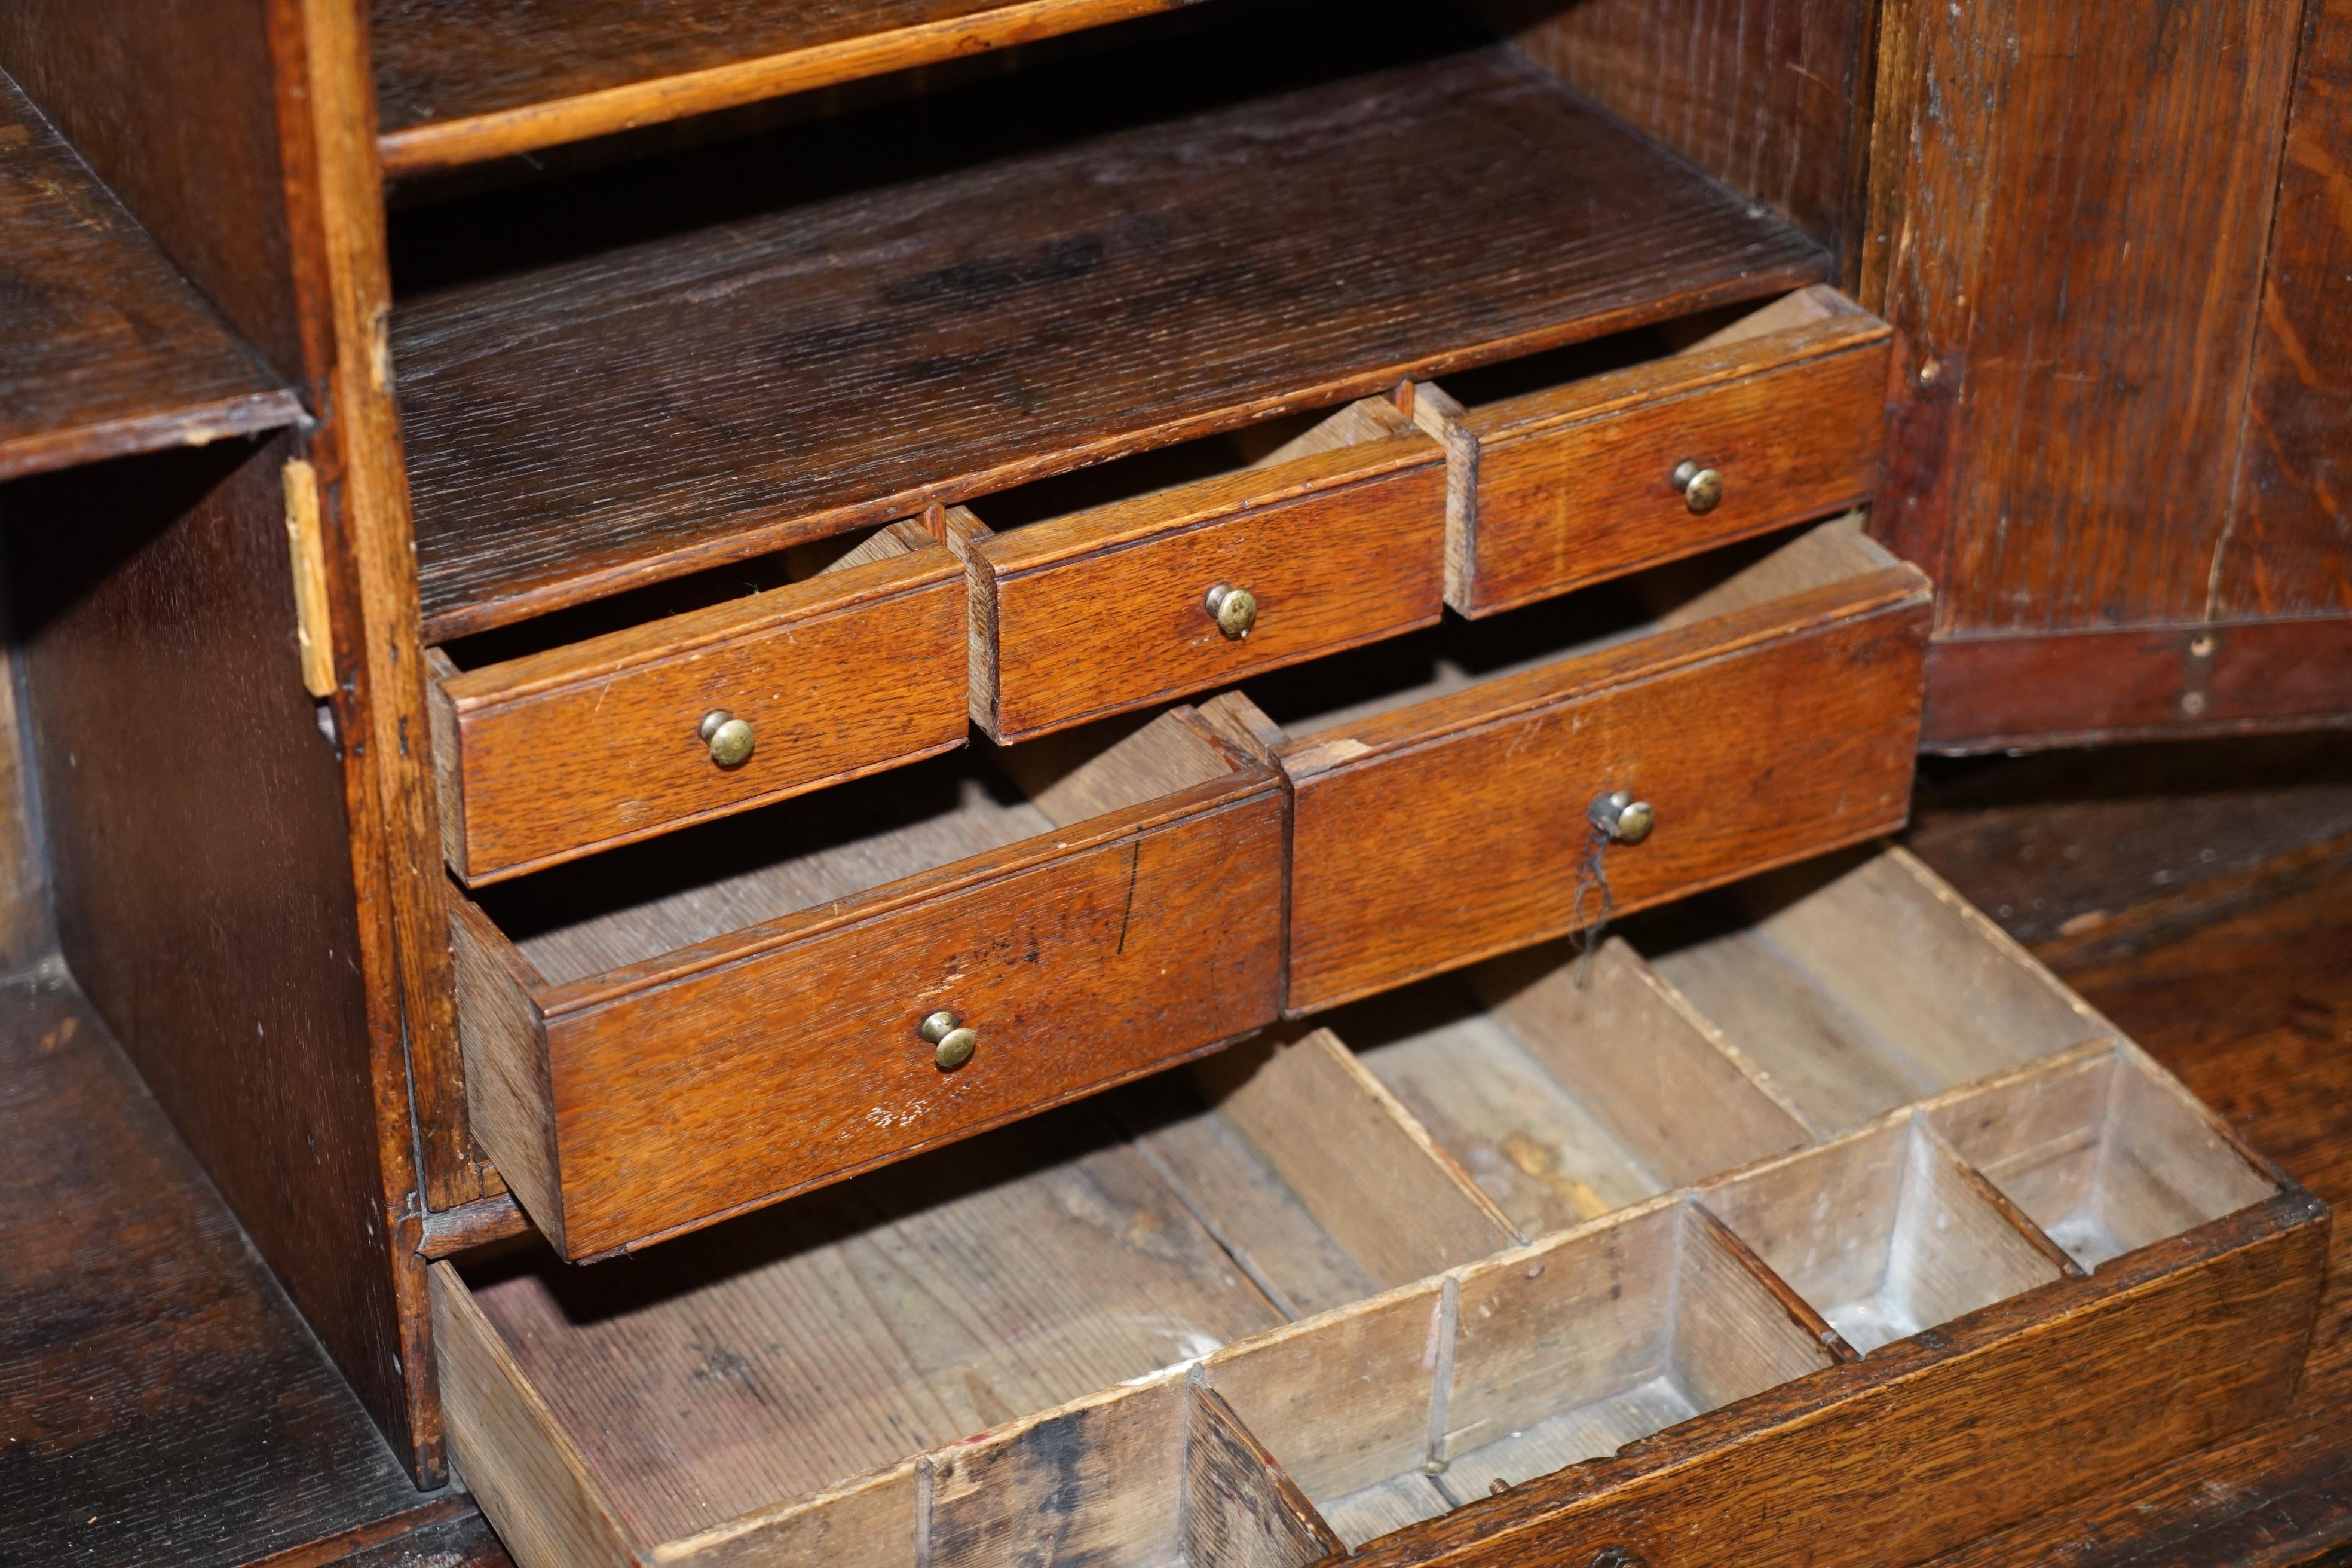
[4,439,430,1475]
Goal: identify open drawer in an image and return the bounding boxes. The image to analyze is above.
[942,397,1447,745]
[448,706,1284,1259]
[1203,518,1933,1015]
[1416,283,1892,617]
[427,522,969,885]
[432,847,2326,1568]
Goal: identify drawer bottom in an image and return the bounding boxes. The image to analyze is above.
[434,850,2325,1568]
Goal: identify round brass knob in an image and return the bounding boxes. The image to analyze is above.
[920,1010,977,1070]
[1587,789,1655,845]
[1671,460,1725,514]
[1203,583,1259,639]
[699,709,756,768]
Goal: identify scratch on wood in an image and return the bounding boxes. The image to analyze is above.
[1116,837,1142,955]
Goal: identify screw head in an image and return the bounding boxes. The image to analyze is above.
[1204,584,1259,639]
[933,1027,978,1071]
[699,710,756,767]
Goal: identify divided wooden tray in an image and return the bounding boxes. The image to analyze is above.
[434,846,2329,1568]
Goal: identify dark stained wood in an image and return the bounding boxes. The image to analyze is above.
[2,0,477,1475]
[306,1508,516,1568]
[431,521,969,884]
[1862,0,2306,638]
[1921,618,2352,753]
[1217,533,1931,1015]
[0,972,450,1567]
[4,436,442,1478]
[2217,0,2352,620]
[393,45,1831,639]
[0,70,300,482]
[370,0,1207,174]
[1475,0,1881,276]
[956,400,1447,743]
[454,710,1285,1258]
[1422,286,1892,617]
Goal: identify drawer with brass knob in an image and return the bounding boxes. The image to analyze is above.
[447,704,1284,1260]
[940,397,1447,745]
[1412,284,1894,618]
[425,521,969,886]
[1199,519,1931,1015]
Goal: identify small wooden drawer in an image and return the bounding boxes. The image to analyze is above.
[449,706,1285,1259]
[433,847,2326,1568]
[1203,519,1933,1016]
[944,398,1447,744]
[1416,284,1892,617]
[427,522,969,885]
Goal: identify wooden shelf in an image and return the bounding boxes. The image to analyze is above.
[394,45,1829,640]
[370,0,1204,176]
[0,72,301,485]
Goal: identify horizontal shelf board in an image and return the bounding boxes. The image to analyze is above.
[0,72,302,483]
[371,0,1206,176]
[394,46,1828,639]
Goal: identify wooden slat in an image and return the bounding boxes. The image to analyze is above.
[393,45,1829,638]
[0,70,298,481]
[370,0,1206,175]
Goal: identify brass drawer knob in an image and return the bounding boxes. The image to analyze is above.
[1588,789,1655,844]
[1671,459,1725,514]
[1203,583,1258,639]
[699,709,757,768]
[920,1009,978,1070]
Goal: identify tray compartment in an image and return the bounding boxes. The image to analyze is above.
[1640,846,2115,1136]
[1928,1044,2283,1271]
[451,705,1284,1258]
[1416,284,1891,616]
[1202,520,1931,1013]
[945,396,1446,743]
[1699,1118,2069,1353]
[428,520,967,884]
[1322,941,1809,1238]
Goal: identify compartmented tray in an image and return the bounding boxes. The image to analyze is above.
[434,847,2328,1568]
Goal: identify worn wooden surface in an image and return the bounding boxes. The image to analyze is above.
[1481,0,1881,277]
[1240,546,1930,1013]
[4,438,439,1482]
[458,718,1285,1257]
[370,0,1206,174]
[0,70,299,482]
[1425,288,1890,616]
[433,522,969,884]
[962,403,1447,743]
[393,35,1828,638]
[2216,0,2352,620]
[0,973,455,1568]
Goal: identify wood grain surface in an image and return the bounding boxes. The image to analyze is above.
[1480,0,1881,275]
[456,719,1284,1257]
[1426,288,1891,615]
[433,522,968,883]
[963,402,1447,742]
[0,70,299,482]
[1863,0,2304,637]
[371,0,1206,174]
[1230,543,1930,1014]
[2216,0,2352,619]
[0,975,455,1568]
[393,43,1828,637]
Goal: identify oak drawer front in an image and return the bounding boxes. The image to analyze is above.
[1424,285,1892,617]
[955,400,1447,743]
[433,848,2324,1568]
[431,525,969,885]
[452,708,1286,1260]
